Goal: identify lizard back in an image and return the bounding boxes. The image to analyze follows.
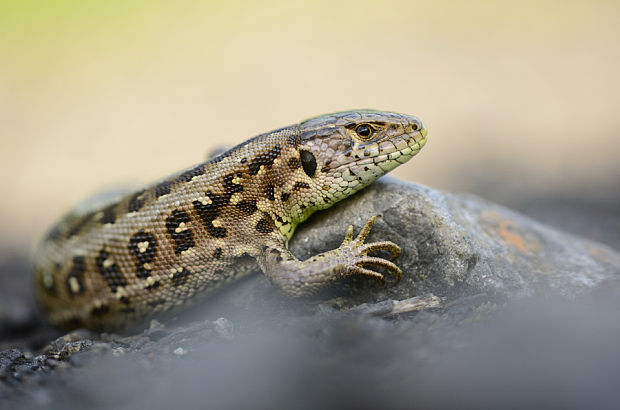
[33,110,427,330]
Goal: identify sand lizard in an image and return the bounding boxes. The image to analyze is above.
[33,110,427,330]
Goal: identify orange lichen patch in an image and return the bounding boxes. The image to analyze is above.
[497,220,528,254]
[481,211,532,254]
[586,243,620,265]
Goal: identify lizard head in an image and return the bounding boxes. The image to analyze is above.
[296,110,427,210]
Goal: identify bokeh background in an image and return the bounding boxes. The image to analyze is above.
[2,3,620,408]
[1,0,619,252]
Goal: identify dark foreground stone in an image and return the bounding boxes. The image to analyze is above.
[1,178,620,409]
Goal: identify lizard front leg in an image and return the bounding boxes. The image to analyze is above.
[256,216,402,297]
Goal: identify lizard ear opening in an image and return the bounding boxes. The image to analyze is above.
[300,150,317,177]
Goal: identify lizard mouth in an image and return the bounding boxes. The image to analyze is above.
[336,128,427,178]
[315,127,427,208]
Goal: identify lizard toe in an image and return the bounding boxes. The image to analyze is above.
[348,266,385,283]
[360,241,402,259]
[356,256,403,282]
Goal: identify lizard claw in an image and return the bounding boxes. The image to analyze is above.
[343,224,355,244]
[356,256,403,282]
[341,216,403,283]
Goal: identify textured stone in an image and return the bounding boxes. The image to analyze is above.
[289,177,620,304]
[2,177,620,409]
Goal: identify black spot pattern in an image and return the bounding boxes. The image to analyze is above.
[96,249,127,293]
[236,199,257,216]
[145,281,161,291]
[249,144,281,175]
[100,203,117,224]
[256,214,275,234]
[300,150,317,177]
[194,197,227,238]
[128,230,158,279]
[294,182,310,190]
[175,164,205,183]
[171,268,191,287]
[127,190,146,213]
[223,173,244,196]
[265,184,275,201]
[288,131,302,147]
[66,256,86,295]
[193,172,244,238]
[44,225,62,242]
[155,180,173,198]
[165,210,196,254]
[287,157,301,171]
[91,304,110,316]
[66,213,93,238]
[281,192,290,202]
[213,248,223,259]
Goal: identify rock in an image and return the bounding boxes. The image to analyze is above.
[2,177,620,409]
[288,177,620,304]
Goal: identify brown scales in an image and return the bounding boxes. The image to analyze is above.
[33,110,427,330]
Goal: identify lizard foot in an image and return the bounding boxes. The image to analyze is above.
[340,216,402,283]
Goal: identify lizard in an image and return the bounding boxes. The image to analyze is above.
[33,110,427,330]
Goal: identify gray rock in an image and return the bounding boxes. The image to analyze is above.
[3,177,620,409]
[289,176,620,304]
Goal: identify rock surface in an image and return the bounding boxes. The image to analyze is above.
[2,178,620,409]
[289,177,620,302]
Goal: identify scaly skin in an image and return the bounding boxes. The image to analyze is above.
[33,110,427,330]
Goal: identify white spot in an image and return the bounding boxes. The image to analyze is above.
[103,258,114,268]
[114,287,128,299]
[181,248,195,256]
[146,276,156,286]
[137,241,149,253]
[175,222,188,233]
[42,272,54,289]
[143,262,153,270]
[212,219,222,228]
[201,197,213,206]
[68,276,81,293]
[230,193,242,204]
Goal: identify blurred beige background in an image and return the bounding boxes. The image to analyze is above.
[1,0,619,250]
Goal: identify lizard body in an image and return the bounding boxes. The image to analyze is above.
[33,110,427,330]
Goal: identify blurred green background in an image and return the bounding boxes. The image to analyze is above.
[1,0,619,251]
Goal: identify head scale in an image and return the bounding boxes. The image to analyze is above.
[296,109,427,210]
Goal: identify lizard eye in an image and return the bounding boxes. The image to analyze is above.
[355,124,374,139]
